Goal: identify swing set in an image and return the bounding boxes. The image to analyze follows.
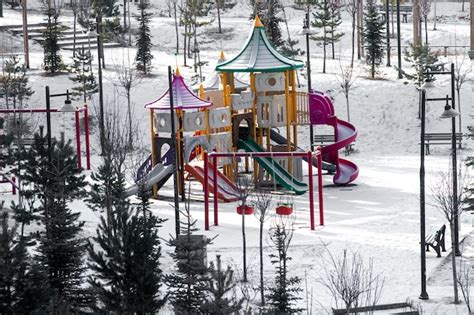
[203,149,324,231]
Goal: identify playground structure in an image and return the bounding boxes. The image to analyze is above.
[134,16,358,227]
[0,105,91,170]
[0,104,91,196]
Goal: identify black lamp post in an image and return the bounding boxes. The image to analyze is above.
[423,64,460,256]
[302,9,315,150]
[419,63,461,299]
[419,89,428,300]
[396,0,402,79]
[168,66,180,237]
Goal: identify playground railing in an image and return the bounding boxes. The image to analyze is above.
[295,92,309,125]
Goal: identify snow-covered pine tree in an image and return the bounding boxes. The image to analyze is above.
[259,0,284,49]
[166,196,212,313]
[200,255,243,314]
[312,0,332,73]
[42,6,62,73]
[329,0,344,60]
[69,45,98,103]
[134,0,153,74]
[363,0,385,78]
[87,158,167,313]
[266,218,304,313]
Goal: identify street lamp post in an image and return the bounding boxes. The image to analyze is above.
[419,89,429,300]
[396,0,402,79]
[301,9,315,150]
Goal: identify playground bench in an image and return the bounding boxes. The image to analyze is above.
[313,135,354,156]
[424,133,462,155]
[379,6,412,23]
[425,224,446,257]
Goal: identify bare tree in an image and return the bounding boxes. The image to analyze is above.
[418,0,431,44]
[336,60,358,122]
[457,249,472,314]
[429,168,469,304]
[235,173,253,282]
[317,245,385,313]
[111,50,141,149]
[345,0,361,67]
[251,189,273,306]
[453,53,472,138]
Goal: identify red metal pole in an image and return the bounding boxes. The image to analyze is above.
[317,149,324,226]
[12,176,16,195]
[308,151,315,230]
[83,105,91,170]
[204,151,209,230]
[75,109,82,169]
[213,155,218,226]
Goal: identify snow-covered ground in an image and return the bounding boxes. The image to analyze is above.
[0,0,473,313]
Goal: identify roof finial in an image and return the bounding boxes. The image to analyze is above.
[219,50,225,61]
[254,15,263,28]
[175,67,181,76]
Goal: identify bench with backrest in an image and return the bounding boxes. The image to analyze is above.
[378,6,412,23]
[313,135,354,156]
[425,224,446,257]
[424,133,462,155]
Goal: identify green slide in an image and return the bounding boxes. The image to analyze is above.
[237,138,308,195]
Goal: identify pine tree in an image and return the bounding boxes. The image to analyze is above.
[403,42,439,88]
[135,0,153,74]
[266,219,304,314]
[200,255,244,314]
[258,0,284,49]
[166,197,212,314]
[0,209,49,313]
[42,7,63,73]
[363,0,385,78]
[69,45,98,103]
[312,0,332,73]
[18,134,87,309]
[0,56,34,109]
[87,161,167,313]
[329,0,344,60]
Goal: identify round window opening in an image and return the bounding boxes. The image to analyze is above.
[268,77,277,87]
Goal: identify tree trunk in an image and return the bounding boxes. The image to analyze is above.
[183,24,187,66]
[123,0,127,45]
[372,59,375,78]
[351,16,356,67]
[424,18,428,44]
[127,90,133,148]
[323,43,326,73]
[242,210,247,282]
[259,220,265,305]
[73,12,77,57]
[217,0,222,33]
[346,94,350,122]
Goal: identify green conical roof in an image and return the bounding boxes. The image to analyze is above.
[216,17,304,73]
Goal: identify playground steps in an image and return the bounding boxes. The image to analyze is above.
[3,23,122,55]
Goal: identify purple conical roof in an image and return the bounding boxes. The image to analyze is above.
[145,74,212,110]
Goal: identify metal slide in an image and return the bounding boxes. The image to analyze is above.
[237,138,308,195]
[268,128,336,173]
[185,164,240,202]
[123,163,174,198]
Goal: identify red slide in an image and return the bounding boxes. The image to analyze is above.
[309,91,359,185]
[185,164,240,202]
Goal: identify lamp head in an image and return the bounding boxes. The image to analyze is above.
[440,104,459,119]
[60,99,76,112]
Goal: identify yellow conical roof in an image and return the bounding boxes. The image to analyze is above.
[175,67,181,76]
[254,15,263,28]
